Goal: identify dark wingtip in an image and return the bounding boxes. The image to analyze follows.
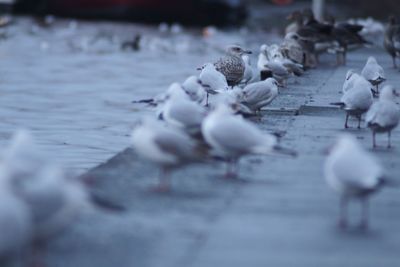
[90,194,126,212]
[273,145,298,157]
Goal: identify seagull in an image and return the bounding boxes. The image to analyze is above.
[263,61,291,87]
[2,130,123,239]
[202,104,296,178]
[181,76,206,104]
[198,63,229,105]
[383,16,400,68]
[0,131,90,240]
[331,77,373,128]
[257,44,272,80]
[361,56,386,95]
[366,85,400,148]
[241,78,279,115]
[324,134,389,229]
[159,86,207,135]
[214,45,252,87]
[280,32,306,65]
[131,118,205,191]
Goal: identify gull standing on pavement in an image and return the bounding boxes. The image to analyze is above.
[361,56,386,95]
[160,85,207,135]
[324,134,389,229]
[331,77,373,128]
[131,118,205,191]
[214,45,252,87]
[241,78,279,115]
[198,63,229,105]
[366,85,400,148]
[280,32,306,65]
[202,104,296,178]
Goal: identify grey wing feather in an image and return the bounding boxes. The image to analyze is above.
[209,118,261,153]
[154,130,196,160]
[168,102,204,128]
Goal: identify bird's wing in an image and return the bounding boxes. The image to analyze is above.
[207,117,263,154]
[154,129,196,160]
[372,102,400,127]
[244,84,274,105]
[332,149,382,190]
[166,101,204,128]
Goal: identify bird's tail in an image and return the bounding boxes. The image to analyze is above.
[330,102,345,108]
[132,98,154,104]
[90,193,126,212]
[252,143,297,157]
[378,176,399,188]
[272,145,298,157]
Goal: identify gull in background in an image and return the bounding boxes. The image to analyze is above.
[324,134,390,229]
[159,84,207,135]
[383,15,400,68]
[366,85,400,148]
[361,56,386,95]
[241,78,279,115]
[280,32,306,65]
[213,45,252,87]
[198,63,229,105]
[331,77,373,128]
[202,104,296,178]
[131,118,205,191]
[181,76,206,104]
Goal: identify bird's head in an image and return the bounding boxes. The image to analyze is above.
[226,45,252,57]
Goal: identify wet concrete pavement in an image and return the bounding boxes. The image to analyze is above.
[22,47,399,267]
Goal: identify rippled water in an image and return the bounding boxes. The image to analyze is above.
[0,16,279,173]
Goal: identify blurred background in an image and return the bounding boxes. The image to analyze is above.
[3,0,400,27]
[0,0,395,173]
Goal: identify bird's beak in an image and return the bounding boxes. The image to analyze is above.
[272,145,297,157]
[245,50,252,54]
[394,90,400,97]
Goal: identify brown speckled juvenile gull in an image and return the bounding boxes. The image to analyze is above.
[214,45,252,86]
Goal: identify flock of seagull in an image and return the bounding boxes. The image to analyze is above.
[1,8,400,264]
[131,9,400,230]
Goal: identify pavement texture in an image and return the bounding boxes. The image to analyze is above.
[6,47,400,267]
